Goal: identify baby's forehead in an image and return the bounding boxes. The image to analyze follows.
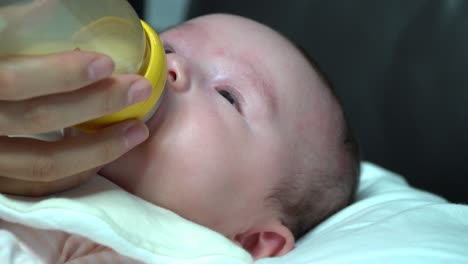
[173,14,328,122]
[186,15,290,45]
[196,16,324,102]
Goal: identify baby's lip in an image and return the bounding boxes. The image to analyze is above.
[146,85,169,133]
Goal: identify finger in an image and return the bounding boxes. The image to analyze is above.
[63,127,83,139]
[0,170,95,197]
[0,75,152,135]
[0,120,148,182]
[0,51,114,101]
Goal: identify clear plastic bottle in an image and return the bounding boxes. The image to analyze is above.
[0,0,166,132]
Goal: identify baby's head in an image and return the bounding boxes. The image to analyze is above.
[100,14,360,260]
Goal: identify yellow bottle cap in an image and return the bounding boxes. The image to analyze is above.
[74,19,166,133]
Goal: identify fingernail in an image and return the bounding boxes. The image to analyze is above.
[88,57,114,81]
[124,121,149,149]
[128,79,152,104]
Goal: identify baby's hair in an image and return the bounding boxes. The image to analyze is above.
[267,44,361,240]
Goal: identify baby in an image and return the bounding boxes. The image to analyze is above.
[99,13,360,259]
[1,13,360,262]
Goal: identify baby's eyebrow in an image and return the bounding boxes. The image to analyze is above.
[244,59,278,116]
[256,71,278,115]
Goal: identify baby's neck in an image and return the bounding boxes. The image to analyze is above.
[98,166,134,193]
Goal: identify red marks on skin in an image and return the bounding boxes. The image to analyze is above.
[213,47,227,57]
[295,120,309,135]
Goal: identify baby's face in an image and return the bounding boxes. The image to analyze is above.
[101,14,336,240]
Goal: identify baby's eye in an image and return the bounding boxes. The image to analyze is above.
[218,89,236,105]
[217,87,243,114]
[164,45,175,54]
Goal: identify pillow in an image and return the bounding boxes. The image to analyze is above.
[257,162,468,264]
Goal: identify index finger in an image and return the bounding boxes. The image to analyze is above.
[0,120,148,182]
[0,51,114,101]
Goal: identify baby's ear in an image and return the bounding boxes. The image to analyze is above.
[233,220,294,260]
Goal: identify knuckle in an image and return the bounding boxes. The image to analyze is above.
[31,154,59,182]
[70,172,92,187]
[46,53,86,91]
[58,72,77,89]
[25,104,55,132]
[0,70,18,100]
[27,183,50,197]
[100,78,129,114]
[64,51,91,78]
[97,140,119,163]
[100,85,116,115]
[59,63,85,89]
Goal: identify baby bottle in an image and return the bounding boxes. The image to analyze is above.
[0,0,167,132]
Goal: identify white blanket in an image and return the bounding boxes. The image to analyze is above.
[0,162,467,264]
[0,176,251,264]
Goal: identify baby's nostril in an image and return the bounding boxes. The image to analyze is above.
[169,71,177,82]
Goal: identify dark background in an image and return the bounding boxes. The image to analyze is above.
[128,0,145,18]
[130,0,468,204]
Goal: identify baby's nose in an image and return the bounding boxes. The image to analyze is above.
[165,53,190,93]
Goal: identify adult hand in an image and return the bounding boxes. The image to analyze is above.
[0,50,151,196]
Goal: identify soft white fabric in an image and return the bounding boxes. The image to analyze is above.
[0,221,144,263]
[0,176,251,264]
[258,162,468,264]
[1,162,467,264]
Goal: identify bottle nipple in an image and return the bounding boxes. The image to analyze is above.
[74,20,167,132]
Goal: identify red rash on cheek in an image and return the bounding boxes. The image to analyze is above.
[295,119,312,136]
[213,47,227,57]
